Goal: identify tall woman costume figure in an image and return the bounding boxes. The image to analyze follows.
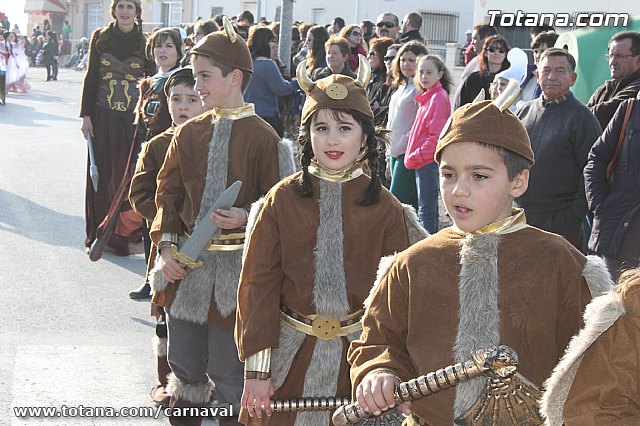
[236,56,427,426]
[80,0,154,253]
[129,27,183,299]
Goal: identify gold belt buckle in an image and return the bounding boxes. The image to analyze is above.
[311,316,342,340]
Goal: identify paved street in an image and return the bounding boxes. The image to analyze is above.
[0,67,217,425]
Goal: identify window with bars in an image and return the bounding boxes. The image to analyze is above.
[162,1,183,27]
[420,10,459,47]
[210,7,223,18]
[86,3,103,37]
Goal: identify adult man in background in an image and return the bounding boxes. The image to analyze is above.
[587,31,640,129]
[516,48,602,250]
[375,12,400,41]
[399,12,423,44]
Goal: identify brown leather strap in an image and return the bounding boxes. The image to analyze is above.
[607,99,635,182]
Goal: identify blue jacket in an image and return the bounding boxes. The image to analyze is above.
[585,98,640,257]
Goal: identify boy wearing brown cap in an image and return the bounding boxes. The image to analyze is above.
[348,84,612,425]
[149,18,295,426]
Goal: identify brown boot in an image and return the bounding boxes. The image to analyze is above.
[151,336,171,407]
[166,373,214,426]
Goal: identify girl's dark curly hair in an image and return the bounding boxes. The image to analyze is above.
[298,108,390,205]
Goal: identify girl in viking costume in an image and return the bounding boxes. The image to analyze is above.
[542,266,640,425]
[80,0,154,254]
[236,56,427,426]
[150,17,296,426]
[348,81,613,426]
[129,27,183,300]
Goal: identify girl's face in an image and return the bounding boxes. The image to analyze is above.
[384,48,397,73]
[311,109,366,171]
[399,51,418,79]
[486,43,507,67]
[347,28,362,48]
[154,37,179,71]
[419,59,443,91]
[269,37,278,59]
[115,0,137,29]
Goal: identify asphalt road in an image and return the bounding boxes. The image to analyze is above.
[0,67,217,425]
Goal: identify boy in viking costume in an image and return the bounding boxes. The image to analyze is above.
[235,56,427,426]
[129,67,205,408]
[149,18,295,426]
[542,266,640,425]
[348,81,613,426]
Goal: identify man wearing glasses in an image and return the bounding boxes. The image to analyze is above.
[587,31,640,129]
[398,12,424,44]
[375,12,400,41]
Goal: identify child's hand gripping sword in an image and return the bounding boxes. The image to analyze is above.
[331,345,519,426]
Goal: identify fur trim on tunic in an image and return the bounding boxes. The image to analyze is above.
[540,290,625,425]
[153,335,168,358]
[166,372,215,404]
[453,233,502,418]
[277,138,298,178]
[583,255,615,298]
[364,255,398,309]
[149,253,168,292]
[401,204,429,245]
[170,118,240,324]
[242,197,266,260]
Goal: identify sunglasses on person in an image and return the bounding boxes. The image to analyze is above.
[486,46,506,54]
[350,31,362,37]
[384,55,396,62]
[376,21,395,28]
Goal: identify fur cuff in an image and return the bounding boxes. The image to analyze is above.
[582,255,614,298]
[165,372,215,404]
[149,253,168,293]
[152,336,168,358]
[402,203,429,245]
[277,138,298,179]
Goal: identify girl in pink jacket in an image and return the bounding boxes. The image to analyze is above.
[404,54,452,233]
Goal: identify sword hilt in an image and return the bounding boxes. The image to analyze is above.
[172,249,204,269]
[332,345,518,426]
[270,396,351,413]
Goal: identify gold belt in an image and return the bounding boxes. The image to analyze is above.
[279,305,363,340]
[182,232,245,252]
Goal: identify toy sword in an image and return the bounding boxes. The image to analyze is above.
[87,133,99,192]
[172,180,243,269]
[332,345,519,426]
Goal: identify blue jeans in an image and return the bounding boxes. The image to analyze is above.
[415,162,440,234]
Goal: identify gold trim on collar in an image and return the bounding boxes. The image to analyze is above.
[213,103,256,120]
[308,159,364,183]
[452,208,528,236]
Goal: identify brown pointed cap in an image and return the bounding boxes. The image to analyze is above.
[190,17,253,73]
[435,101,535,165]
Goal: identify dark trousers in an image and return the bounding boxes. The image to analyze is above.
[260,115,284,138]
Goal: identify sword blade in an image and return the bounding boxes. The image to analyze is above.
[179,180,243,260]
[86,133,99,192]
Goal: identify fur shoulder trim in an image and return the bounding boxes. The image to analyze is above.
[582,255,614,298]
[401,203,429,245]
[277,138,298,179]
[541,290,625,425]
[363,254,399,309]
[242,197,266,260]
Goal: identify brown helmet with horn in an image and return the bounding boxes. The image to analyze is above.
[434,78,534,165]
[190,16,253,73]
[299,54,373,126]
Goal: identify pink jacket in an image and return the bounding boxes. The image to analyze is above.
[404,81,451,169]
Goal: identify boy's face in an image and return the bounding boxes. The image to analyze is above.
[439,142,529,233]
[192,55,234,110]
[168,84,205,126]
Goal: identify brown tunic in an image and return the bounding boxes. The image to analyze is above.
[150,110,282,328]
[236,172,411,425]
[562,288,640,425]
[129,127,174,222]
[349,226,591,425]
